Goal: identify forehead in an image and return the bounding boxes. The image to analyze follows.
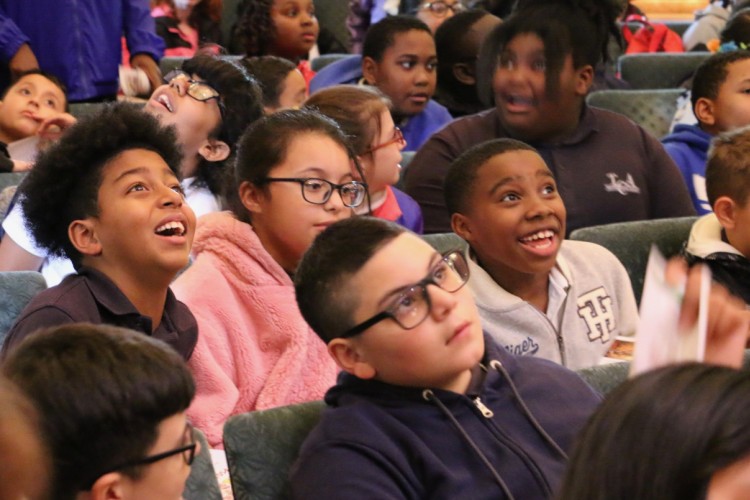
[273,131,350,171]
[503,31,545,55]
[11,74,65,99]
[273,0,313,9]
[468,15,502,47]
[383,29,436,57]
[720,58,750,86]
[100,148,174,181]
[476,149,551,184]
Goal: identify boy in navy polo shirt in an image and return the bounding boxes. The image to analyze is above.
[1,103,198,359]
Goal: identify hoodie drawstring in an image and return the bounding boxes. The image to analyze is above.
[489,360,568,460]
[422,389,516,500]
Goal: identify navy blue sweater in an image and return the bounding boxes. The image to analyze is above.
[290,337,601,499]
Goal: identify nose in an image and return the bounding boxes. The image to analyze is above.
[300,10,314,25]
[324,187,346,212]
[427,283,458,321]
[170,77,188,96]
[525,195,554,220]
[161,184,184,207]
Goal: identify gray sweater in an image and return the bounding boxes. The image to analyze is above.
[469,240,638,370]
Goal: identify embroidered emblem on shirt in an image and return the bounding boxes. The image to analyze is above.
[504,336,540,356]
[576,287,616,343]
[604,173,641,195]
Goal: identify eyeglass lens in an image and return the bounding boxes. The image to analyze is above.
[301,179,365,207]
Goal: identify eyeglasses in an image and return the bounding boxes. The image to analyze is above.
[97,423,197,481]
[260,177,368,208]
[164,70,225,118]
[341,249,470,338]
[420,0,466,16]
[366,127,406,154]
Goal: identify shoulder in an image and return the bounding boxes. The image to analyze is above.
[558,241,631,286]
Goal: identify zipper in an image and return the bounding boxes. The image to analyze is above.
[529,306,568,367]
[473,397,494,418]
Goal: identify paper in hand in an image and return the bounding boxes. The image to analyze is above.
[629,246,710,377]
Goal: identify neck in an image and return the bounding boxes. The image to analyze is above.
[251,220,299,275]
[84,262,171,331]
[479,255,550,312]
[0,130,16,144]
[175,7,191,23]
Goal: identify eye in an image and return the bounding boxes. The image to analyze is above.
[44,98,57,108]
[426,60,438,72]
[171,184,186,197]
[500,192,520,202]
[398,60,416,70]
[127,182,147,193]
[498,55,515,70]
[19,87,31,96]
[541,183,557,195]
[285,7,298,16]
[531,58,546,71]
[390,287,421,316]
[304,179,327,192]
[432,261,449,284]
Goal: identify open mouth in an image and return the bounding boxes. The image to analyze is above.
[408,93,429,104]
[155,220,186,237]
[504,94,536,111]
[154,93,174,113]
[518,229,557,251]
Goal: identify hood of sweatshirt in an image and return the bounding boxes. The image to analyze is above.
[662,124,712,151]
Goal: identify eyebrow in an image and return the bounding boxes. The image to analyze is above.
[376,251,442,308]
[113,166,175,184]
[488,168,554,195]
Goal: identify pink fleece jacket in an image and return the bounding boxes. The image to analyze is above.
[172,211,338,447]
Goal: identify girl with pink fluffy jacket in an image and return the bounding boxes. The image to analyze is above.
[172,109,368,447]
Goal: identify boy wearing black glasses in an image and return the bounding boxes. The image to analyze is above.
[2,323,198,500]
[291,216,601,499]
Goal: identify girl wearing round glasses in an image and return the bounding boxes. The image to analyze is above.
[306,85,424,233]
[172,108,367,447]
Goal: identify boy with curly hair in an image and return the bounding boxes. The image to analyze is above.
[1,103,198,360]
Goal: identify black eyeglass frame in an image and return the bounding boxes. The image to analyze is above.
[340,249,470,338]
[259,177,368,208]
[163,69,226,119]
[419,0,466,16]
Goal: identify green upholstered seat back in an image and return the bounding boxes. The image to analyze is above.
[0,271,47,344]
[421,232,468,254]
[224,400,325,500]
[586,88,683,139]
[569,217,698,305]
[184,429,222,500]
[618,52,710,89]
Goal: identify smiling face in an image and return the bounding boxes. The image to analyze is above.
[144,74,223,176]
[491,32,591,143]
[269,0,320,60]
[78,148,196,283]
[363,29,438,117]
[331,232,484,392]
[359,110,404,195]
[452,149,565,289]
[240,132,355,273]
[116,413,197,500]
[696,59,750,135]
[0,73,66,143]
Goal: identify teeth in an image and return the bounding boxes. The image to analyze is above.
[521,230,553,242]
[155,221,185,236]
[157,94,173,112]
[508,95,533,106]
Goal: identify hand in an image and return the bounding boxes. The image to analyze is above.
[9,44,39,79]
[666,258,750,369]
[36,112,77,143]
[130,54,162,95]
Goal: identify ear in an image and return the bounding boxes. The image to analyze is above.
[694,97,716,128]
[574,64,594,96]
[453,62,476,86]
[713,195,737,230]
[238,180,265,215]
[362,56,379,85]
[68,218,102,258]
[451,212,473,243]
[197,138,230,163]
[87,472,126,500]
[327,338,376,379]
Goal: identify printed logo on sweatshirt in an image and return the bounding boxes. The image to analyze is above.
[576,287,615,343]
[504,336,540,357]
[604,173,641,195]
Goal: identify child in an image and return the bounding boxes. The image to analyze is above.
[171,109,367,447]
[1,103,198,360]
[305,85,423,232]
[242,55,308,113]
[290,216,748,498]
[0,69,69,172]
[662,51,750,214]
[684,125,750,304]
[445,138,638,369]
[3,323,198,500]
[0,376,47,500]
[434,10,502,117]
[0,54,263,286]
[231,0,319,85]
[151,0,222,57]
[404,0,695,233]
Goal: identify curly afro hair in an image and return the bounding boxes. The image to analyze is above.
[231,0,276,56]
[19,102,183,268]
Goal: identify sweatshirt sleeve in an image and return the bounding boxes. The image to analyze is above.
[0,11,29,61]
[641,127,697,218]
[122,0,164,61]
